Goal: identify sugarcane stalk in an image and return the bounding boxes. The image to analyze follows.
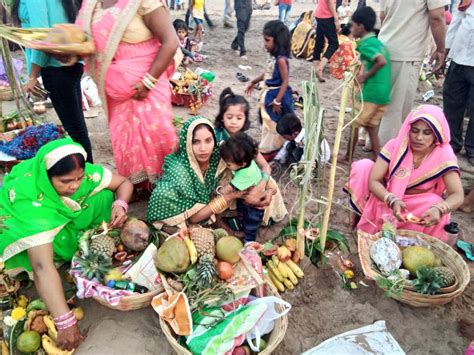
[319,71,354,252]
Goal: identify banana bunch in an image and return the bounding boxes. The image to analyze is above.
[183,236,198,264]
[43,315,58,341]
[265,256,304,293]
[42,335,74,355]
[182,71,198,81]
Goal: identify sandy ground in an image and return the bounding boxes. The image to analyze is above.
[1,1,474,354]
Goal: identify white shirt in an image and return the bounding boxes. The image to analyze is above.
[446,5,474,67]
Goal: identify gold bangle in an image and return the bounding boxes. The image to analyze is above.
[209,195,228,214]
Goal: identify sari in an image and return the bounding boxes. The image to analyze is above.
[0,138,113,278]
[76,0,178,184]
[345,105,460,241]
[147,117,226,228]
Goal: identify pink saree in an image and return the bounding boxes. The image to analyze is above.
[76,0,177,184]
[345,105,460,241]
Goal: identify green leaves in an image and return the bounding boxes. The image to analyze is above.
[412,266,442,295]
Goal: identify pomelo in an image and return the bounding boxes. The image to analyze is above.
[216,236,243,264]
[402,246,435,276]
[17,331,41,353]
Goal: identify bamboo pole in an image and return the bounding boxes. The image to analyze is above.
[319,73,353,252]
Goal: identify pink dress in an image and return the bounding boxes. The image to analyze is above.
[77,0,178,184]
[344,105,460,242]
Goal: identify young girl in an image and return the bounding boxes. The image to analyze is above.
[173,19,201,63]
[245,20,294,161]
[215,87,271,177]
[220,133,267,243]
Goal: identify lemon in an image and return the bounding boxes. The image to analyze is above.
[104,269,123,284]
[72,307,85,321]
[17,331,41,353]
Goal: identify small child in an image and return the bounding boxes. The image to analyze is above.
[344,6,391,161]
[246,20,294,161]
[190,0,205,44]
[173,19,202,63]
[337,0,352,26]
[220,133,268,243]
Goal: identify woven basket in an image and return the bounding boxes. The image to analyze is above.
[159,283,288,354]
[171,91,209,107]
[92,284,164,311]
[358,229,470,307]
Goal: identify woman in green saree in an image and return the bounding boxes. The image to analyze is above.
[0,138,133,350]
[147,116,273,229]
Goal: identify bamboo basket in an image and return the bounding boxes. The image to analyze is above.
[159,283,288,354]
[358,229,470,307]
[92,284,164,311]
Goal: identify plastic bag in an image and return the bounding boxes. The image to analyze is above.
[245,296,291,352]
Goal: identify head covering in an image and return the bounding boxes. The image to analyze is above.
[0,138,111,275]
[379,105,459,197]
[147,117,226,227]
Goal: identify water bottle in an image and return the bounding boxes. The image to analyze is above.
[444,222,459,247]
[106,280,149,294]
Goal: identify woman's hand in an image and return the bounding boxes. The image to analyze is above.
[132,81,150,100]
[420,207,442,226]
[25,77,40,96]
[56,324,85,351]
[109,205,127,228]
[271,102,282,114]
[245,82,255,95]
[392,200,407,222]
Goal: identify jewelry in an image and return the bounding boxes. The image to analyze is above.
[54,311,77,330]
[144,72,158,84]
[209,195,228,214]
[272,99,281,106]
[141,76,155,90]
[53,310,73,323]
[113,199,129,213]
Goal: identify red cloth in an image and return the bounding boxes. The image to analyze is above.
[279,0,293,4]
[314,0,335,19]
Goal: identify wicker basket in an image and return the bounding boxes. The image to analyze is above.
[159,283,288,354]
[92,284,164,311]
[171,91,209,107]
[358,229,470,307]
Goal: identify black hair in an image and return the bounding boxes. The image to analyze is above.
[192,123,216,143]
[263,20,291,57]
[351,6,376,32]
[215,87,251,131]
[220,132,258,168]
[47,153,86,179]
[173,19,189,33]
[276,113,302,136]
[12,0,80,25]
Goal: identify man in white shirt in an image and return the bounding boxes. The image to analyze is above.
[377,0,449,145]
[443,1,474,165]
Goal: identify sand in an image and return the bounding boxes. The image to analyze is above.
[2,1,474,353]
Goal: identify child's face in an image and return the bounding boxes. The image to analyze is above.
[177,29,187,41]
[282,131,299,141]
[342,0,348,6]
[224,160,245,171]
[351,22,365,38]
[223,105,247,135]
[263,35,275,53]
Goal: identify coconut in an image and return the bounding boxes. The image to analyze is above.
[216,236,243,264]
[120,218,150,251]
[154,237,190,273]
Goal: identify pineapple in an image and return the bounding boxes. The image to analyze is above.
[432,266,455,288]
[213,228,228,242]
[190,227,215,258]
[411,266,442,295]
[74,252,112,281]
[90,234,116,258]
[196,255,217,289]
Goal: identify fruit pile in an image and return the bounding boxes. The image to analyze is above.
[2,296,84,355]
[0,111,36,134]
[370,236,457,296]
[72,218,154,292]
[170,66,212,112]
[260,239,305,293]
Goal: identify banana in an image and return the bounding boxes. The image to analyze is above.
[285,260,304,278]
[42,335,74,355]
[282,278,294,290]
[266,260,283,282]
[268,270,285,292]
[1,340,9,355]
[272,256,288,278]
[283,263,298,285]
[43,315,58,342]
[183,236,198,264]
[263,269,277,290]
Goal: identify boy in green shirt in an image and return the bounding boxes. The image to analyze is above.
[344,6,391,161]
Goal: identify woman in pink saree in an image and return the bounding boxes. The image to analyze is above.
[76,0,179,187]
[344,105,464,242]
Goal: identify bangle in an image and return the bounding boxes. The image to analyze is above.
[53,310,73,322]
[272,99,281,106]
[144,72,158,84]
[113,199,129,213]
[209,195,228,214]
[383,193,395,205]
[56,317,77,331]
[141,77,155,90]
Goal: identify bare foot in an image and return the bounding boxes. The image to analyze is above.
[315,68,326,83]
[459,319,474,339]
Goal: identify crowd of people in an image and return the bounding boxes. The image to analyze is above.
[0,0,473,351]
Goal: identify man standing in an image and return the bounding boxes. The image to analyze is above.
[231,0,252,60]
[443,1,474,165]
[377,0,449,145]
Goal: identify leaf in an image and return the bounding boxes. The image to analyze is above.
[9,319,25,354]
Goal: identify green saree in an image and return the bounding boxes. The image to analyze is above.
[0,138,113,277]
[147,117,226,227]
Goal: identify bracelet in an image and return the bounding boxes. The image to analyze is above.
[383,193,395,205]
[144,72,158,84]
[388,196,401,209]
[272,99,281,106]
[113,199,129,213]
[141,76,155,90]
[56,317,77,331]
[431,201,451,215]
[209,195,228,215]
[53,310,73,322]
